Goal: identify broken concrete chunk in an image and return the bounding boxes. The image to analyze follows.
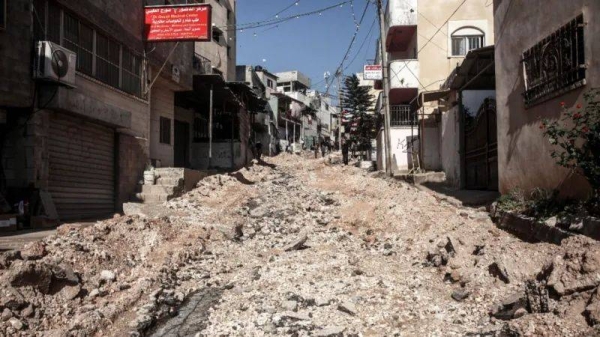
[20,241,47,261]
[100,270,116,283]
[451,289,470,302]
[314,326,346,337]
[490,293,527,320]
[337,301,357,316]
[488,261,510,284]
[525,280,549,314]
[7,261,53,294]
[284,231,308,252]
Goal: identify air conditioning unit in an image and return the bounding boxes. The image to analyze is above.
[34,41,77,87]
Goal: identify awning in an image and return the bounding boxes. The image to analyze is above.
[449,45,495,91]
[175,74,241,112]
[416,89,451,109]
[227,82,267,113]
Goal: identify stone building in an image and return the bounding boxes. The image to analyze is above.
[376,0,494,174]
[493,0,598,198]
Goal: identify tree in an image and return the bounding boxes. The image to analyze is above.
[340,74,376,145]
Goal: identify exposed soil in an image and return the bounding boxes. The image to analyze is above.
[1,153,600,336]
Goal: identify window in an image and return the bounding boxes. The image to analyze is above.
[33,0,145,98]
[95,33,120,88]
[267,79,274,89]
[0,0,5,31]
[227,45,231,58]
[122,48,142,97]
[451,27,484,56]
[193,117,209,141]
[160,117,171,144]
[390,105,416,126]
[523,15,586,107]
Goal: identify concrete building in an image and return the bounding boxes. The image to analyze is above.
[194,0,237,81]
[377,0,494,174]
[0,0,195,220]
[493,0,598,198]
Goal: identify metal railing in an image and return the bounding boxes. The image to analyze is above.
[390,105,416,126]
[193,53,212,75]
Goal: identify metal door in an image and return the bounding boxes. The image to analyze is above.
[464,98,498,190]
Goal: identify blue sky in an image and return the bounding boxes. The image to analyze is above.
[236,0,379,92]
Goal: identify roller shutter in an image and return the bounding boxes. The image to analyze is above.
[48,113,115,220]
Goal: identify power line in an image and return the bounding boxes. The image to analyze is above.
[344,17,377,71]
[223,2,350,32]
[272,0,300,19]
[326,0,373,97]
[417,0,467,54]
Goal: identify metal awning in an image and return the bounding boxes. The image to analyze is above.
[449,45,495,90]
[227,82,267,113]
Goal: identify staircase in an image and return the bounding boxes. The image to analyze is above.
[135,168,184,203]
[132,168,209,204]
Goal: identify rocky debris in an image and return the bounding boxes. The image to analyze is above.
[314,326,346,337]
[283,231,308,252]
[100,270,117,283]
[0,250,21,269]
[488,260,510,284]
[337,301,357,316]
[490,293,528,320]
[546,248,600,296]
[20,241,47,260]
[5,260,53,293]
[451,288,470,302]
[2,153,600,336]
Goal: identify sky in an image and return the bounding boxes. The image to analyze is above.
[236,0,379,93]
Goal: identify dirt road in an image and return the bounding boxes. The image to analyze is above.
[1,154,598,336]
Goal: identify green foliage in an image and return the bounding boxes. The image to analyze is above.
[541,88,600,197]
[340,74,376,144]
[496,188,578,221]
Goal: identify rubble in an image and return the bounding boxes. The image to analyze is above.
[0,153,599,336]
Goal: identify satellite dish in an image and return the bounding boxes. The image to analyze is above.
[52,49,69,79]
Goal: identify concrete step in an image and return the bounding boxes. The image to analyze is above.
[154,168,185,179]
[141,185,180,195]
[134,193,173,203]
[155,177,184,187]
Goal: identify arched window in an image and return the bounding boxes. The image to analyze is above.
[451,27,484,56]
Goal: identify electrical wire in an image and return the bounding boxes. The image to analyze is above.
[221,2,350,32]
[325,0,372,97]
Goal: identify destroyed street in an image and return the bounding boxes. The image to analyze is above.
[1,155,599,336]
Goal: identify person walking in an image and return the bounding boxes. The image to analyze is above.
[321,138,327,158]
[342,138,349,165]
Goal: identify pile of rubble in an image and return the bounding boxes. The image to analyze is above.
[1,153,600,336]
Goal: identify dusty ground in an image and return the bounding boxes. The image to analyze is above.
[1,153,600,337]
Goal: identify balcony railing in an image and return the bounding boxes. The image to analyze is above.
[389,60,420,90]
[193,53,212,75]
[390,105,417,126]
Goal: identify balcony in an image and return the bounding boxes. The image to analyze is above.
[389,60,419,105]
[192,53,212,75]
[385,0,417,52]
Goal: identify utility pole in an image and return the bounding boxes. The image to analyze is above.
[376,0,393,176]
[337,73,343,151]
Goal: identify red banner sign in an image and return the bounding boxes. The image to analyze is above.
[145,4,212,42]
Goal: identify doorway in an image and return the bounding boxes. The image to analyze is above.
[174,120,190,168]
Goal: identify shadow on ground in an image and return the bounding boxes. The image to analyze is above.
[421,182,500,208]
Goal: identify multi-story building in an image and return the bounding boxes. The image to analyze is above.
[0,0,241,221]
[0,0,195,220]
[194,0,237,81]
[377,0,494,174]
